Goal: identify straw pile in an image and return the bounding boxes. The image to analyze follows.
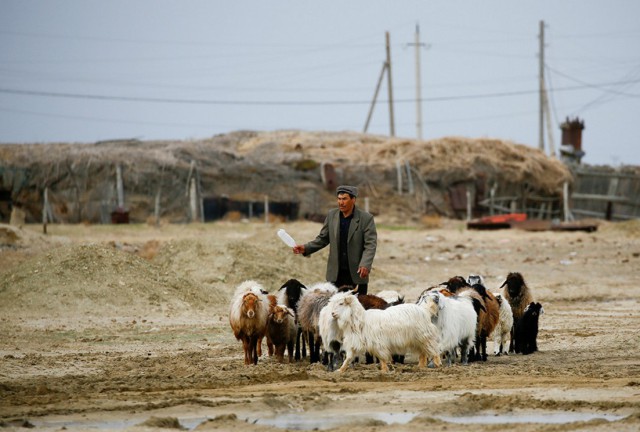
[0,130,573,223]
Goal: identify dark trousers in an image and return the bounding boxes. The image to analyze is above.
[335,268,367,295]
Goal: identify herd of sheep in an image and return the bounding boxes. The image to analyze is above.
[228,272,544,371]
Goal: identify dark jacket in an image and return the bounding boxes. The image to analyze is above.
[303,206,377,284]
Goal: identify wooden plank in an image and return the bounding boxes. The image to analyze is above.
[571,193,629,203]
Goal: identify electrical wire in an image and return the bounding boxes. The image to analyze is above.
[2,78,639,106]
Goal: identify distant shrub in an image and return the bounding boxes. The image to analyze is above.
[293,159,319,171]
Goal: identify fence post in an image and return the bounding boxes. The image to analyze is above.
[42,187,49,234]
[563,181,571,222]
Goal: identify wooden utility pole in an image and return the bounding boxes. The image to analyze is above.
[407,23,427,140]
[116,164,124,208]
[42,187,49,234]
[538,20,545,152]
[363,62,387,133]
[385,31,396,137]
[363,31,396,136]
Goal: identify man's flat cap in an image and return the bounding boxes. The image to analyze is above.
[336,185,358,197]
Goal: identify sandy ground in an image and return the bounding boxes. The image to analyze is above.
[1,217,639,431]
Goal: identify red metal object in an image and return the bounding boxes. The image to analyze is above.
[479,213,527,224]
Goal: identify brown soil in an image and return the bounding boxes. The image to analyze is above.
[1,218,639,431]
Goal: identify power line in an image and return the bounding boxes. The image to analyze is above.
[546,65,640,98]
[2,78,639,106]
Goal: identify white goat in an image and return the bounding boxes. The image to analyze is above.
[318,301,345,371]
[491,293,514,356]
[416,290,477,366]
[327,292,441,373]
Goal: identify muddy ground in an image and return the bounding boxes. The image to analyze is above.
[1,217,639,431]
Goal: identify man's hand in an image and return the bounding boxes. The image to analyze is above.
[357,267,369,278]
[293,245,305,255]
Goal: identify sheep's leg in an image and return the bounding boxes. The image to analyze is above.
[481,335,488,361]
[312,335,322,364]
[501,333,509,355]
[287,340,295,363]
[379,359,390,372]
[302,330,307,358]
[493,333,501,356]
[418,354,427,368]
[242,337,251,366]
[256,336,263,358]
[294,327,302,361]
[250,335,260,365]
[509,325,516,353]
[308,331,316,363]
[461,346,468,365]
[474,336,482,361]
[338,350,355,373]
[431,352,442,368]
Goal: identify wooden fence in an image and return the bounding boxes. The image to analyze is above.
[437,166,640,222]
[570,167,640,221]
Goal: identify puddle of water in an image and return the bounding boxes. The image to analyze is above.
[31,417,209,430]
[249,411,417,430]
[435,412,626,425]
[32,411,627,430]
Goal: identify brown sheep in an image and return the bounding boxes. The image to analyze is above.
[262,294,278,357]
[500,272,535,353]
[229,281,270,366]
[266,305,297,363]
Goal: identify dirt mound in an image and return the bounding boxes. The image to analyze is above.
[150,225,327,298]
[0,223,64,250]
[0,243,212,318]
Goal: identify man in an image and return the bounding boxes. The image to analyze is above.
[293,185,377,295]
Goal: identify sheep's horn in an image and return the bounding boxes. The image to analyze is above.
[350,286,359,295]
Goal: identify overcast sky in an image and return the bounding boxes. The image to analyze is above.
[1,1,639,166]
